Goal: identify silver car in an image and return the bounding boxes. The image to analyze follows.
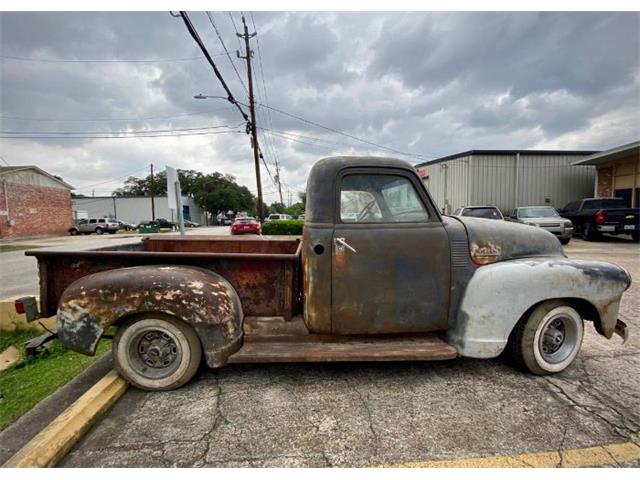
[509,206,573,245]
[69,218,120,235]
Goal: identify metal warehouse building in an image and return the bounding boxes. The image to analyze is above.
[415,150,597,215]
[72,195,204,225]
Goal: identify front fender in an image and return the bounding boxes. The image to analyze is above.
[57,265,243,367]
[446,258,631,358]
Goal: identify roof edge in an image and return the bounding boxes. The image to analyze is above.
[415,149,600,168]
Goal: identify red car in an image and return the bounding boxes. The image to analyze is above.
[230,217,261,235]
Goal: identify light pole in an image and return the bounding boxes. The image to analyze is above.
[194,93,264,219]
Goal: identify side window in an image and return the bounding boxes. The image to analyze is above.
[98,219,106,223]
[340,174,429,223]
[89,219,97,224]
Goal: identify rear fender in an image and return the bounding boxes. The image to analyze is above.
[446,258,631,358]
[57,265,243,367]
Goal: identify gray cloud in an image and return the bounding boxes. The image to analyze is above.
[1,11,638,203]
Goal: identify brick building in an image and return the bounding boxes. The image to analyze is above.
[572,141,640,207]
[0,166,74,239]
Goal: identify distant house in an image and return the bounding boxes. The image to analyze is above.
[0,165,74,239]
[572,141,640,208]
[415,149,597,215]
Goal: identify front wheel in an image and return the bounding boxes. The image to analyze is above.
[69,228,79,236]
[506,300,584,375]
[560,237,570,245]
[113,314,202,390]
[95,227,104,235]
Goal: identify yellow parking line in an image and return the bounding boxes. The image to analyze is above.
[378,441,640,468]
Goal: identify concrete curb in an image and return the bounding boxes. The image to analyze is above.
[3,369,128,468]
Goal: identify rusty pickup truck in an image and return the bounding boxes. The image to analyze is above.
[20,156,631,390]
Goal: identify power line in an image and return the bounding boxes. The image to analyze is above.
[0,154,10,166]
[205,11,248,94]
[0,130,242,140]
[0,54,224,63]
[176,11,249,123]
[0,107,235,123]
[249,12,283,203]
[257,102,433,160]
[72,167,150,189]
[0,123,243,136]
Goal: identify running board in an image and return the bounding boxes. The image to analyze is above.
[227,334,458,364]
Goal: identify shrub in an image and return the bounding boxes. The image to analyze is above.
[261,219,304,235]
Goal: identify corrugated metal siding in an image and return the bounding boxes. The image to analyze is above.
[423,152,595,215]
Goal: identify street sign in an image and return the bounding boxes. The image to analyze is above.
[166,166,178,210]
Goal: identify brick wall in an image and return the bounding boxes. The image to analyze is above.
[0,181,73,239]
[596,166,613,198]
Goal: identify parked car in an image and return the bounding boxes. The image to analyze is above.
[558,197,640,242]
[509,206,574,245]
[231,217,261,235]
[69,218,119,235]
[183,220,200,228]
[25,156,631,391]
[453,205,504,220]
[155,217,176,230]
[265,213,293,221]
[117,220,138,231]
[139,218,176,230]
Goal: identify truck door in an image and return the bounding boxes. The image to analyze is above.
[331,169,451,334]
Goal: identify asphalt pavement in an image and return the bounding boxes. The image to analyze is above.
[57,236,639,467]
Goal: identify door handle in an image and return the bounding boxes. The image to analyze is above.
[334,237,357,253]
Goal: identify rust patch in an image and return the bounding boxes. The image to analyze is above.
[56,265,243,366]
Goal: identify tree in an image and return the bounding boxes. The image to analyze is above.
[269,202,286,214]
[112,168,256,219]
[191,173,256,218]
[113,169,204,197]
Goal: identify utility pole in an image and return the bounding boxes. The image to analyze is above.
[150,163,156,220]
[275,165,284,205]
[237,16,264,219]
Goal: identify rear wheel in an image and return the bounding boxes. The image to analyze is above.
[113,314,202,390]
[95,227,104,235]
[560,237,570,245]
[632,232,639,243]
[506,300,584,375]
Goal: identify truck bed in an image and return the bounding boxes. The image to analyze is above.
[26,235,302,320]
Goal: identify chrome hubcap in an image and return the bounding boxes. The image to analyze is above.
[542,319,565,355]
[538,313,580,364]
[137,330,178,368]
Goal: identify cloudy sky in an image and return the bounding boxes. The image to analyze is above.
[1,11,639,202]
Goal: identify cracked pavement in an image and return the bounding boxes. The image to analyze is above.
[60,237,639,467]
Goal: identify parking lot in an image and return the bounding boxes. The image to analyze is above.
[0,226,229,298]
[51,236,639,467]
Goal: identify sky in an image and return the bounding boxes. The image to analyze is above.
[1,11,639,203]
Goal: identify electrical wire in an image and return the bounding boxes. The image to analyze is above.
[0,123,243,136]
[257,102,433,160]
[0,107,235,123]
[177,11,249,122]
[0,130,242,139]
[0,54,224,63]
[206,11,248,94]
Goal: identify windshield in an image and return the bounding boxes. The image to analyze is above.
[583,198,628,209]
[462,207,502,220]
[519,207,559,218]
